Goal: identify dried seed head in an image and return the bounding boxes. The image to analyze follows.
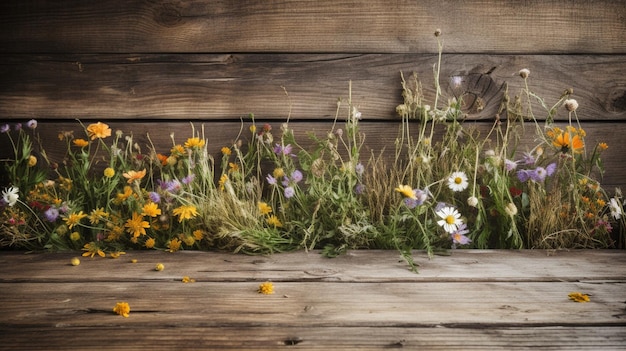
[564,99,579,112]
[519,69,530,79]
[434,29,441,37]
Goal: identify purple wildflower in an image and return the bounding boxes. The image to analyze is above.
[14,123,22,131]
[546,162,557,176]
[451,223,471,246]
[274,143,295,157]
[182,174,195,185]
[355,183,365,195]
[291,170,303,183]
[284,186,295,199]
[520,152,536,165]
[516,169,531,182]
[44,207,59,222]
[355,163,365,176]
[149,192,161,203]
[26,119,37,129]
[0,124,9,133]
[504,159,517,172]
[404,189,428,209]
[266,174,277,185]
[530,167,548,182]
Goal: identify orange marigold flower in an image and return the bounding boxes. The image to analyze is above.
[552,131,584,153]
[156,153,169,166]
[86,122,112,140]
[123,169,146,184]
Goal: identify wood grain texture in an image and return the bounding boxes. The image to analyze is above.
[0,54,624,121]
[0,0,625,54]
[0,250,625,350]
[1,120,624,189]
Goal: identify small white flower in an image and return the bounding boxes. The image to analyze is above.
[467,196,479,207]
[436,206,463,234]
[447,171,469,192]
[609,198,622,220]
[2,187,19,207]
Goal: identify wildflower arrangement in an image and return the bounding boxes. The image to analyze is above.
[1,32,624,266]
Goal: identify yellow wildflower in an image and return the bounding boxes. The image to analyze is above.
[266,215,282,228]
[89,207,109,225]
[27,155,37,167]
[258,202,272,215]
[86,122,112,140]
[73,138,89,148]
[70,232,81,241]
[113,302,130,317]
[221,146,232,156]
[218,174,228,191]
[184,137,206,149]
[182,235,196,246]
[258,281,275,295]
[144,237,156,249]
[122,169,146,184]
[124,212,150,238]
[173,205,198,222]
[192,229,204,241]
[249,125,257,134]
[273,168,285,178]
[64,211,87,229]
[82,242,105,258]
[170,144,185,156]
[109,251,126,259]
[182,276,196,283]
[568,292,590,303]
[395,185,416,199]
[228,162,239,173]
[142,202,161,217]
[167,238,182,252]
[598,142,608,150]
[103,167,115,178]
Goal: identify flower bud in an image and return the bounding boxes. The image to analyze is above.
[519,69,530,79]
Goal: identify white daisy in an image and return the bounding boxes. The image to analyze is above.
[609,198,622,220]
[447,171,469,192]
[436,206,463,233]
[2,186,19,207]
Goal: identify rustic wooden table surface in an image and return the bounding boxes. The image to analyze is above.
[1,250,625,350]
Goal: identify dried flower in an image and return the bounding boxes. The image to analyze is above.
[564,99,579,112]
[519,68,530,79]
[568,292,590,303]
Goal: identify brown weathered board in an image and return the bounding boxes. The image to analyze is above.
[0,250,625,350]
[1,1,624,54]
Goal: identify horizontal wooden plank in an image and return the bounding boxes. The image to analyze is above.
[0,326,624,350]
[0,1,624,54]
[1,120,625,190]
[1,281,624,327]
[0,54,624,121]
[1,250,625,283]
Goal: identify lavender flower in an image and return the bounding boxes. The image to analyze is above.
[451,223,471,246]
[182,174,195,185]
[44,207,60,222]
[26,119,38,129]
[355,163,365,176]
[284,186,295,198]
[149,192,161,203]
[504,159,518,172]
[0,124,9,133]
[266,174,277,185]
[291,170,303,183]
[355,183,365,195]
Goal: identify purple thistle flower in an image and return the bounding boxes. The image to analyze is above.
[182,174,195,185]
[520,152,536,165]
[284,186,295,199]
[504,159,517,172]
[44,207,59,222]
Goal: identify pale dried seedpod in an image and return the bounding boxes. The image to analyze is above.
[519,69,530,79]
[564,99,579,112]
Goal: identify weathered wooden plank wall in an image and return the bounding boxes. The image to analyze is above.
[0,0,625,187]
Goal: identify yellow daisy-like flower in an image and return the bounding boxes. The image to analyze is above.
[122,169,147,184]
[395,185,416,199]
[103,167,115,178]
[228,162,239,173]
[27,155,37,167]
[89,207,109,225]
[73,138,89,148]
[266,215,282,228]
[113,302,130,317]
[258,202,272,215]
[64,211,87,229]
[221,146,232,156]
[568,292,590,303]
[142,202,161,217]
[144,237,156,249]
[184,137,206,149]
[124,212,150,238]
[167,238,182,252]
[249,125,257,134]
[598,142,608,150]
[182,235,196,246]
[170,144,185,156]
[172,205,198,222]
[192,229,204,241]
[82,242,106,258]
[258,281,275,295]
[86,122,112,140]
[70,231,81,241]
